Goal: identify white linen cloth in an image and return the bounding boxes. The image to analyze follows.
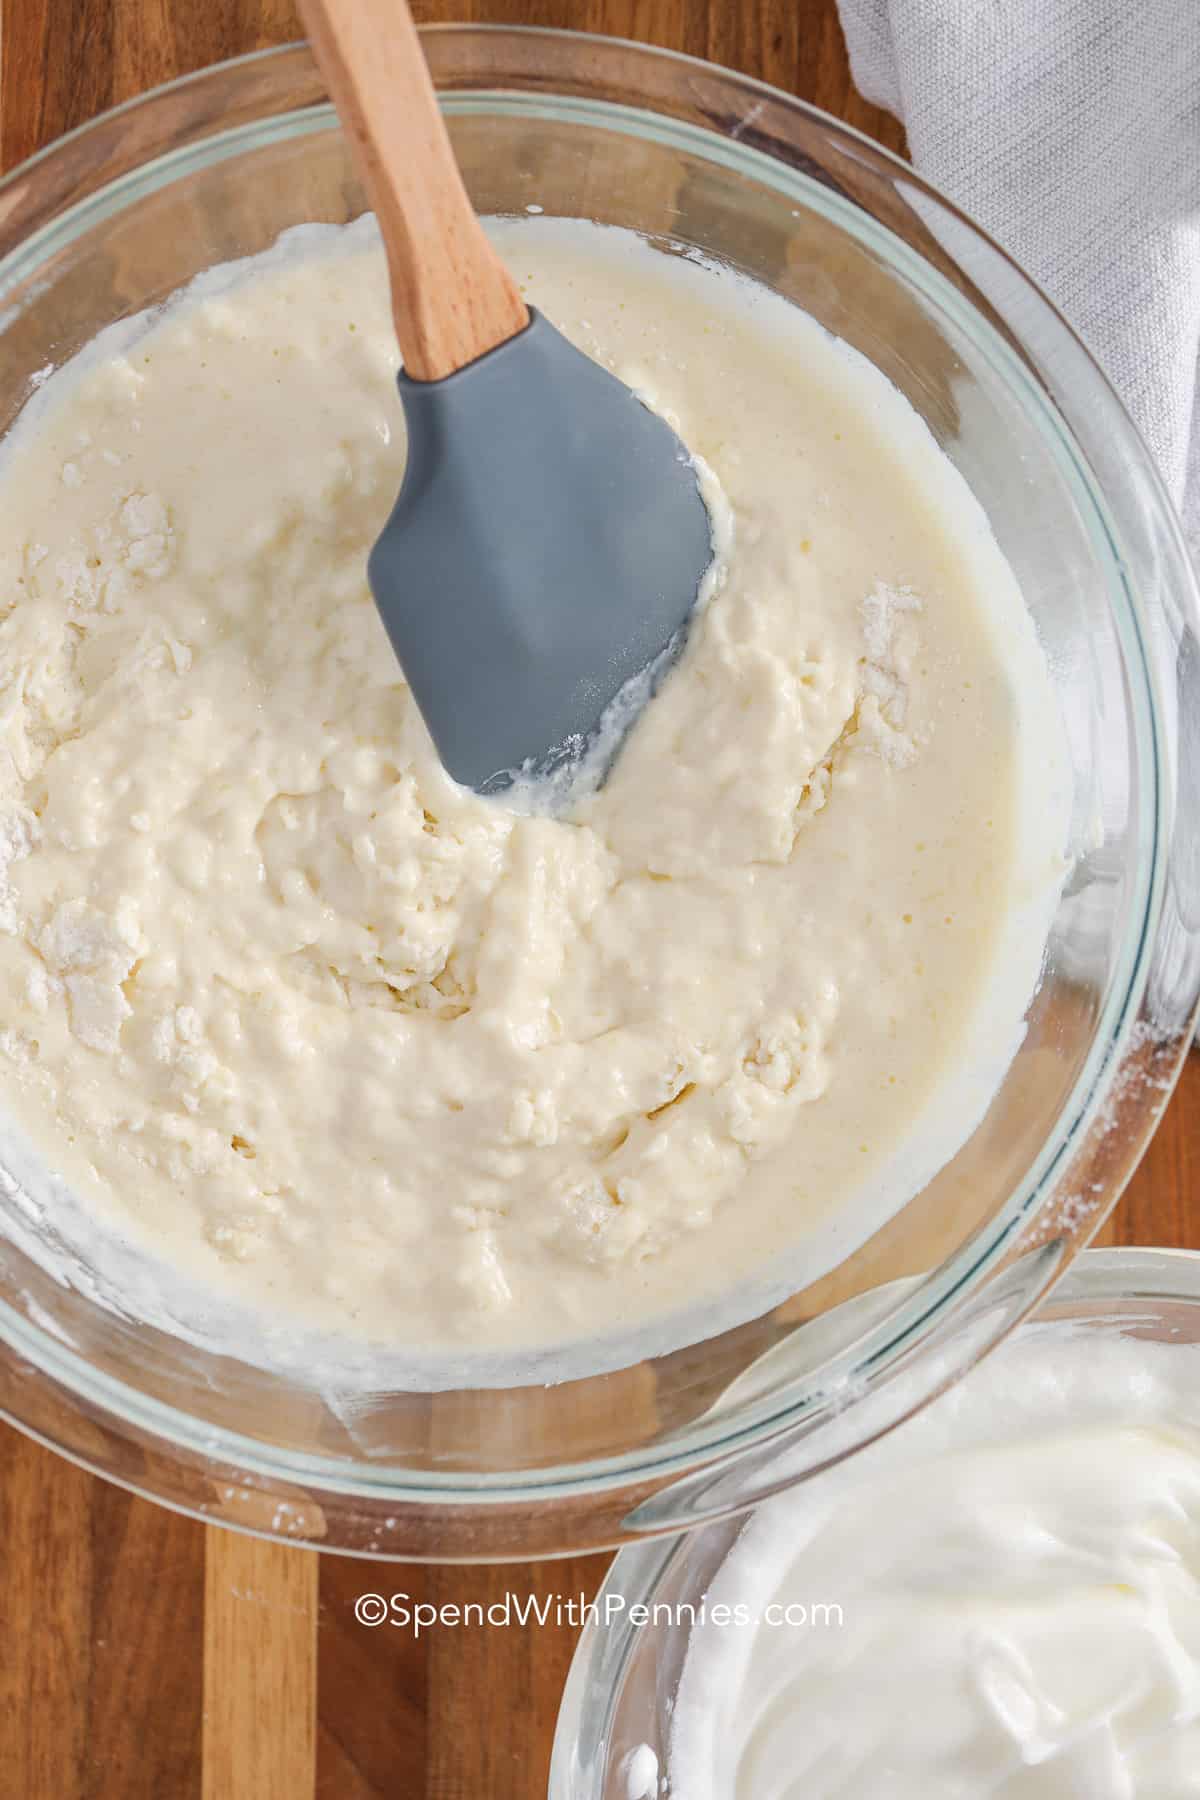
[836,0,1200,558]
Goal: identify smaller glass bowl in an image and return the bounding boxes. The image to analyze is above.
[550,1246,1200,1797]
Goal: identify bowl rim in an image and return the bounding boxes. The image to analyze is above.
[0,28,1195,1532]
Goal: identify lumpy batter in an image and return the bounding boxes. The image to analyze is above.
[672,1324,1200,1796]
[0,218,1065,1359]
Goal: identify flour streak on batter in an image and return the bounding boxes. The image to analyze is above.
[0,218,1066,1362]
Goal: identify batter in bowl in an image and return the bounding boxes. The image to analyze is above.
[0,217,1066,1366]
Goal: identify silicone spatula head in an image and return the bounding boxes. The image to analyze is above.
[301,0,714,793]
[370,310,713,790]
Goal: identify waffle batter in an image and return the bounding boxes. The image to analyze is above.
[0,218,1065,1358]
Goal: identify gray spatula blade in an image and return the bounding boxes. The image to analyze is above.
[368,308,714,793]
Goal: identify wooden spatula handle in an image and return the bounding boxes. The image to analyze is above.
[299,0,530,381]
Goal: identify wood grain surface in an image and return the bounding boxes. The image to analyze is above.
[0,3,1193,1796]
[203,1535,319,1800]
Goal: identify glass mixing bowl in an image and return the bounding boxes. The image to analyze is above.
[0,30,1197,1560]
[551,1246,1200,1796]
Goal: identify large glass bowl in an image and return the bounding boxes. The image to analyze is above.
[551,1247,1200,1796]
[0,30,1196,1560]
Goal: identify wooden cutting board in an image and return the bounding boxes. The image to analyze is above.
[0,2,1194,1793]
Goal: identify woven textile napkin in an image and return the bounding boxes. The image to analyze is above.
[837,0,1200,557]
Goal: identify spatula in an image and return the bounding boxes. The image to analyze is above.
[300,0,714,793]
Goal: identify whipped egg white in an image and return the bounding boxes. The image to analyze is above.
[672,1324,1200,1797]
